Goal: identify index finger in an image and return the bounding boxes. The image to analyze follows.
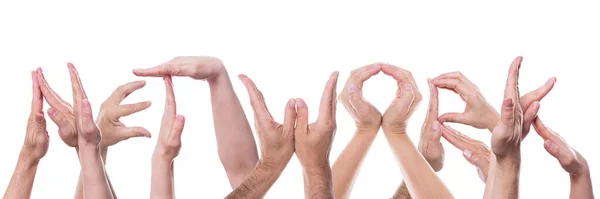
[36,68,73,113]
[381,64,420,92]
[31,71,43,113]
[317,71,339,124]
[441,125,472,150]
[67,63,88,119]
[238,74,273,122]
[504,56,522,101]
[132,61,191,77]
[426,79,439,120]
[105,80,147,105]
[345,63,382,89]
[532,117,553,140]
[162,75,176,123]
[520,77,556,109]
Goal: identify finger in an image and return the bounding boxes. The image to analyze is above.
[47,107,69,130]
[441,125,471,150]
[504,56,522,101]
[499,98,515,126]
[522,101,540,136]
[381,64,420,92]
[162,76,176,124]
[238,74,273,121]
[426,79,439,120]
[295,98,309,133]
[520,77,556,108]
[133,62,191,77]
[33,112,47,131]
[68,63,87,120]
[532,117,553,140]
[347,84,371,116]
[80,99,97,133]
[347,64,382,89]
[543,140,572,166]
[439,112,467,124]
[105,80,147,105]
[432,78,474,99]
[120,126,151,138]
[463,149,490,180]
[116,101,152,117]
[31,71,43,113]
[317,72,339,124]
[435,71,466,80]
[424,121,442,141]
[170,115,186,140]
[392,83,416,114]
[36,68,72,113]
[283,99,297,134]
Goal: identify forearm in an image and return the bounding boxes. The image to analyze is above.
[385,133,452,199]
[209,71,259,188]
[303,165,334,199]
[75,147,117,199]
[79,146,113,199]
[226,160,284,199]
[569,172,594,199]
[3,155,39,199]
[151,157,175,199]
[332,132,377,199]
[492,156,521,199]
[483,155,497,199]
[392,181,412,199]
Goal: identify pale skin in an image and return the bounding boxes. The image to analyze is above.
[431,67,555,199]
[151,76,186,199]
[225,74,296,199]
[3,71,49,199]
[44,63,114,199]
[533,118,594,199]
[37,68,152,199]
[380,64,453,199]
[333,64,382,199]
[134,56,258,188]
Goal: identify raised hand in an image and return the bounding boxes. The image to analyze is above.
[381,64,422,134]
[441,125,490,182]
[532,118,594,199]
[432,71,555,133]
[21,70,50,162]
[153,76,186,161]
[64,63,102,147]
[490,57,540,157]
[295,72,339,199]
[97,80,152,148]
[37,68,78,147]
[418,79,444,171]
[338,64,382,133]
[133,56,225,81]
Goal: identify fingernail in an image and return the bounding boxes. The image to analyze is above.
[533,101,540,109]
[545,140,555,151]
[404,83,412,90]
[82,99,91,109]
[177,115,186,125]
[463,149,473,158]
[48,108,56,117]
[349,84,358,93]
[432,121,440,131]
[288,99,296,107]
[296,99,304,108]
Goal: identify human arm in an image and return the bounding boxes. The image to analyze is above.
[225,74,296,198]
[380,64,452,199]
[333,64,382,199]
[134,56,259,188]
[533,118,594,199]
[294,72,339,199]
[3,71,49,199]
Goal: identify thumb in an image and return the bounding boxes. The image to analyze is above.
[120,126,152,139]
[463,149,489,174]
[499,98,515,126]
[348,84,370,114]
[427,121,442,141]
[439,112,467,124]
[171,115,186,140]
[34,112,47,130]
[47,107,71,135]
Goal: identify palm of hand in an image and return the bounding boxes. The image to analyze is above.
[58,111,78,147]
[491,102,524,157]
[24,116,50,160]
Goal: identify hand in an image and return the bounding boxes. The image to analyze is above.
[133,56,225,82]
[97,81,152,148]
[238,75,295,167]
[295,72,339,169]
[20,70,50,162]
[433,71,555,134]
[417,79,444,171]
[37,68,78,147]
[338,63,382,133]
[533,118,589,178]
[381,64,422,133]
[491,57,540,158]
[153,76,186,161]
[67,63,102,147]
[441,125,491,182]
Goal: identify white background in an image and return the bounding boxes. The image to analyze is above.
[0,1,598,198]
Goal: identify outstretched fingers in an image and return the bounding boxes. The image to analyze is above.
[239,74,274,123]
[317,72,339,124]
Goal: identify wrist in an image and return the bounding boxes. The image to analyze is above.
[382,125,407,135]
[17,154,39,170]
[259,156,287,172]
[485,113,500,132]
[304,163,332,176]
[355,128,379,137]
[207,68,229,85]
